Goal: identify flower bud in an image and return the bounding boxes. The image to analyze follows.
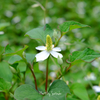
[57,56,63,65]
[53,29,58,38]
[22,51,26,58]
[46,35,52,51]
[9,66,17,74]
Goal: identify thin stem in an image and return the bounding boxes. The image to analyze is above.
[44,11,46,25]
[44,0,48,25]
[34,1,46,25]
[66,63,71,72]
[58,63,71,79]
[45,57,49,92]
[50,55,58,67]
[34,1,45,11]
[54,34,62,47]
[58,74,62,79]
[29,63,38,91]
[39,80,46,87]
[50,55,62,75]
[21,56,38,91]
[4,93,9,100]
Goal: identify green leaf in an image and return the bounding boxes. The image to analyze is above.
[15,45,28,56]
[0,78,12,92]
[4,44,28,57]
[25,24,53,44]
[14,80,70,100]
[0,62,12,82]
[17,61,26,72]
[67,97,80,100]
[71,83,89,100]
[0,23,10,30]
[69,48,100,62]
[25,53,35,64]
[14,84,42,100]
[25,76,35,88]
[4,44,14,55]
[0,97,6,100]
[8,55,22,64]
[43,80,70,100]
[58,21,89,34]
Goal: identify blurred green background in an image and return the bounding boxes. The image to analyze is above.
[0,0,100,100]
[0,0,100,51]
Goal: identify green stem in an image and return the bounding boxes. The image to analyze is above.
[58,63,71,79]
[54,34,62,47]
[45,57,49,92]
[50,55,62,75]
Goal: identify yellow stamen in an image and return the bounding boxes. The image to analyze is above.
[46,35,52,51]
[97,95,100,100]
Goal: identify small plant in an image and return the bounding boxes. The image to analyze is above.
[0,21,99,100]
[0,1,100,100]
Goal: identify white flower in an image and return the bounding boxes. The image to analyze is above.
[0,31,4,35]
[84,73,96,81]
[92,86,100,93]
[35,35,63,62]
[35,45,63,62]
[50,72,56,78]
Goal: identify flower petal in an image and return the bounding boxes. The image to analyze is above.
[36,46,46,50]
[53,47,61,52]
[35,51,50,62]
[92,86,100,93]
[50,50,63,58]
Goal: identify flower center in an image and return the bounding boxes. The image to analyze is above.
[46,35,52,51]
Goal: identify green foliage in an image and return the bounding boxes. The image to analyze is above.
[4,44,28,57]
[17,61,26,72]
[8,55,22,64]
[25,53,35,64]
[0,23,10,30]
[0,62,12,82]
[14,84,42,100]
[43,80,70,100]
[58,21,89,34]
[67,97,80,100]
[0,0,100,100]
[14,80,70,100]
[71,83,89,100]
[25,24,53,44]
[0,78,11,92]
[69,48,100,62]
[4,44,13,54]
